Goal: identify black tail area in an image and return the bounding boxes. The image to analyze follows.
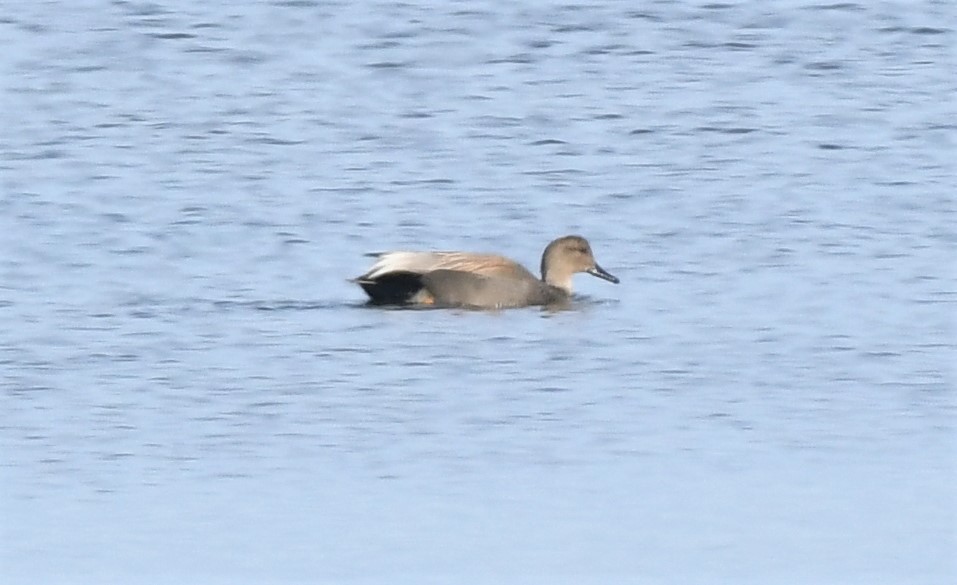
[356,272,426,305]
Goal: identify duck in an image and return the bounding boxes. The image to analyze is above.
[354,235,618,309]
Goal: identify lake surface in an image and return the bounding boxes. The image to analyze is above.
[1,0,955,583]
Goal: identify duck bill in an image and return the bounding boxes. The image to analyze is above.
[587,263,619,284]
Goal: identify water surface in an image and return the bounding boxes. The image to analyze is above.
[2,1,955,583]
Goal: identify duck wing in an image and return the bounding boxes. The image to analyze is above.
[357,251,537,281]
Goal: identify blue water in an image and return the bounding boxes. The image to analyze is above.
[2,1,955,583]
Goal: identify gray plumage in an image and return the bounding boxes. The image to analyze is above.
[354,235,619,309]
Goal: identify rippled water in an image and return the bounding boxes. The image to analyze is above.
[2,1,955,583]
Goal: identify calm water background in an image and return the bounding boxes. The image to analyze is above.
[1,0,955,583]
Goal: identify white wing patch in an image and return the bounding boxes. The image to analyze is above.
[357,251,534,281]
[360,252,450,280]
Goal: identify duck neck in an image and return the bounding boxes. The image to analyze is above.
[542,270,573,293]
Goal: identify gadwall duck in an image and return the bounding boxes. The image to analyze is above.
[354,235,619,309]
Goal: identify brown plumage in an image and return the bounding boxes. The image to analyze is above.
[354,235,619,309]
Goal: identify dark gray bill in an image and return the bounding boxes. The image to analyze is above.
[587,263,619,284]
